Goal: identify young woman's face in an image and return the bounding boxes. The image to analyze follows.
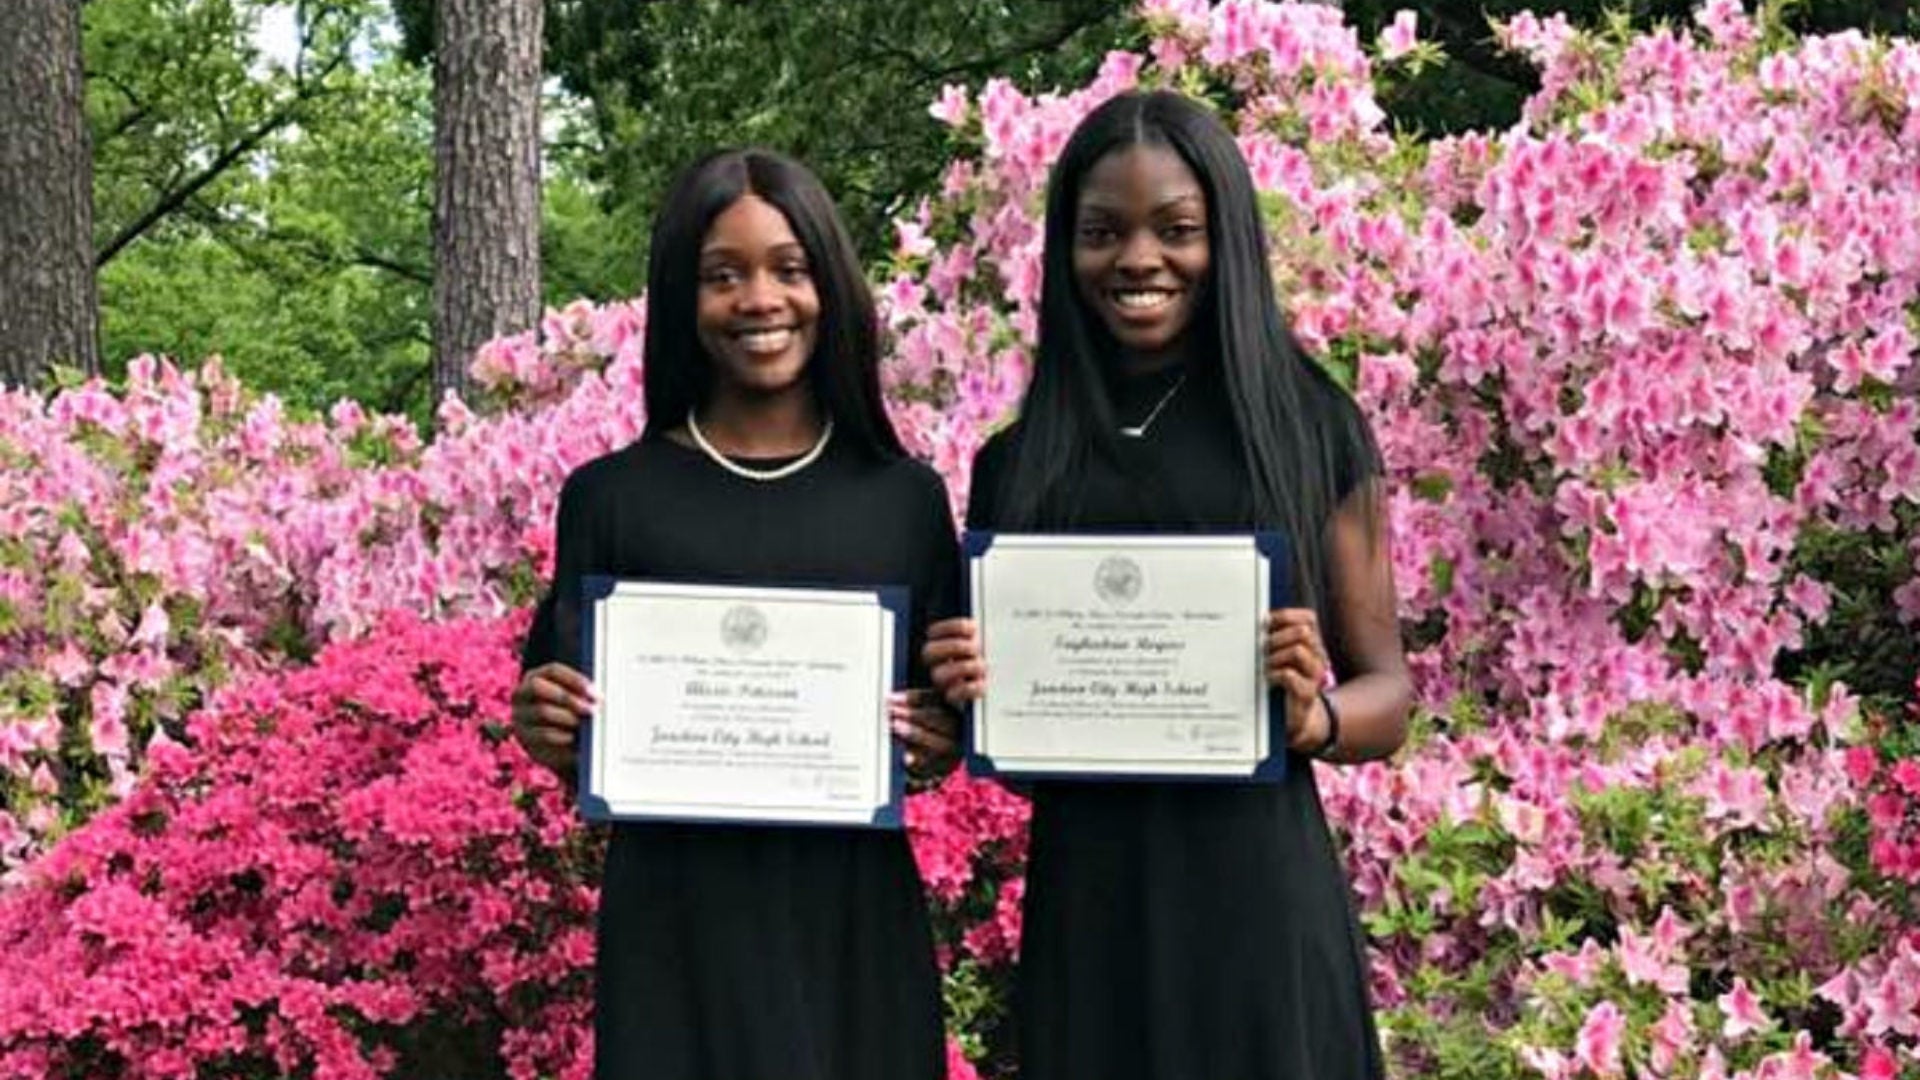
[1071,143,1211,367]
[695,193,821,398]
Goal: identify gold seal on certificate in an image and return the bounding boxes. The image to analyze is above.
[966,533,1287,780]
[579,579,907,826]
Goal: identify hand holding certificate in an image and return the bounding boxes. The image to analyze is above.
[962,533,1291,781]
[578,578,909,827]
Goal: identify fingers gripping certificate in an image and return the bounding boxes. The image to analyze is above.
[578,578,908,827]
[965,533,1290,781]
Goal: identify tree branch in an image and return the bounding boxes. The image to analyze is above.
[105,102,157,143]
[352,249,433,285]
[830,1,1124,92]
[180,197,433,285]
[913,2,1120,85]
[89,70,160,144]
[94,50,349,268]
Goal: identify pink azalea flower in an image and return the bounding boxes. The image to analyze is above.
[1860,1045,1900,1080]
[1576,1000,1627,1075]
[1720,976,1774,1040]
[1378,11,1419,60]
[928,84,970,127]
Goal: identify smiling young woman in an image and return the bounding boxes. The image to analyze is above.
[924,91,1414,1080]
[510,149,962,1080]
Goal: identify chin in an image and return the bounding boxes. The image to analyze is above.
[1110,328,1180,355]
[732,361,809,395]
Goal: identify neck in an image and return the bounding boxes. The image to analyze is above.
[692,386,825,457]
[1114,339,1191,381]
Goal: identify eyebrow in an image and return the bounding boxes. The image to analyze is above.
[698,240,809,258]
[1078,193,1206,215]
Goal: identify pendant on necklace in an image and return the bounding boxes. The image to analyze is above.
[1118,372,1188,439]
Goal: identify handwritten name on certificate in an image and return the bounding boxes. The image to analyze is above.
[579,580,904,827]
[968,534,1282,779]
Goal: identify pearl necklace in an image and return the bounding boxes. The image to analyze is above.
[686,410,833,481]
[1118,372,1188,438]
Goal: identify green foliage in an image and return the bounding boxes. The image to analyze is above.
[1363,744,1896,1080]
[85,1,424,414]
[1340,1,1920,138]
[395,0,1141,261]
[85,0,622,426]
[82,0,1920,425]
[943,960,1014,1069]
[1781,514,1920,711]
[83,0,364,247]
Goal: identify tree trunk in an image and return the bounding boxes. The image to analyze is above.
[431,0,544,409]
[0,0,100,387]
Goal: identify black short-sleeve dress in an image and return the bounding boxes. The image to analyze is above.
[521,433,961,1080]
[967,361,1385,1080]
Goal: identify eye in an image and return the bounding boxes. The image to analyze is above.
[1161,222,1205,242]
[699,264,742,287]
[774,261,812,283]
[1076,222,1117,244]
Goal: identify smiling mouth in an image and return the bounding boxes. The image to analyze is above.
[1108,288,1179,314]
[733,327,797,355]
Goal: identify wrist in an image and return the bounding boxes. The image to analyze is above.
[1309,690,1341,760]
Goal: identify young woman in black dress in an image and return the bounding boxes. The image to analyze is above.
[924,91,1415,1079]
[510,148,962,1080]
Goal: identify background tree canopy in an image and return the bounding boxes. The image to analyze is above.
[394,0,1143,277]
[86,0,438,413]
[81,0,1920,423]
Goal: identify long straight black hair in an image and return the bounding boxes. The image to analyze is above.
[640,148,904,460]
[995,91,1380,615]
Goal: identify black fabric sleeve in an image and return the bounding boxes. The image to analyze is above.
[1323,382,1382,507]
[963,430,1012,531]
[907,465,963,688]
[520,470,595,674]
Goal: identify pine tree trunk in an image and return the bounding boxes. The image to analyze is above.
[431,0,544,409]
[0,0,100,387]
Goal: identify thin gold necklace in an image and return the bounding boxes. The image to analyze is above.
[1118,372,1188,438]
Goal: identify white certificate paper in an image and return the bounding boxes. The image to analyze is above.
[579,579,903,826]
[968,534,1284,780]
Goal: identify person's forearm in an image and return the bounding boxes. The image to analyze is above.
[1322,670,1413,763]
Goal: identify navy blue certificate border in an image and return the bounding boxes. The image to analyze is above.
[577,575,911,828]
[960,531,1294,784]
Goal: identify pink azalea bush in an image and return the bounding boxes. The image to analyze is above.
[0,355,373,860]
[0,613,599,1080]
[887,1,1920,1074]
[3,2,1920,1077]
[1847,676,1920,889]
[0,304,650,870]
[906,767,1030,1064]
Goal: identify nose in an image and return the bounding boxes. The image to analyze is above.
[735,269,784,313]
[1115,230,1162,275]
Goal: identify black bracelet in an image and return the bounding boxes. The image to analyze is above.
[1311,691,1342,760]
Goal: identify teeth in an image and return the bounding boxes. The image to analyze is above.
[736,328,793,354]
[1112,290,1175,310]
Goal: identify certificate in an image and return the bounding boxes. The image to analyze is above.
[577,577,908,827]
[965,533,1290,780]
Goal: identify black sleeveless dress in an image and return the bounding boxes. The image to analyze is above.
[521,435,960,1080]
[966,362,1385,1080]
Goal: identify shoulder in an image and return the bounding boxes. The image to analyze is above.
[1300,364,1365,421]
[858,452,956,514]
[556,438,650,506]
[972,420,1022,480]
[959,420,1023,529]
[1302,370,1380,499]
